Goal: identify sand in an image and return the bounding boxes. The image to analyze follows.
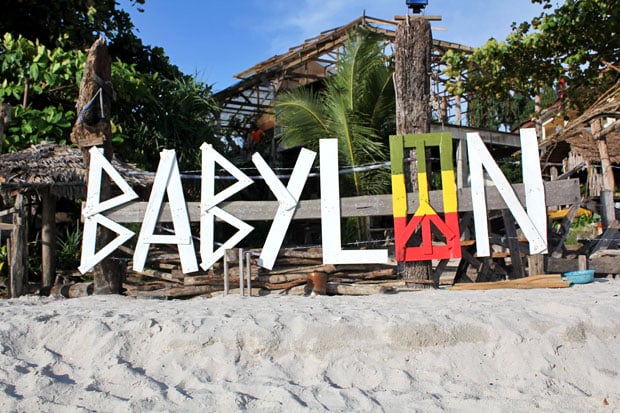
[0,280,619,412]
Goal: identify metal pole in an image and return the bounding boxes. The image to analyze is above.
[239,248,244,296]
[223,249,229,295]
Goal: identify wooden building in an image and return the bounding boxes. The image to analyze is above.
[213,15,482,159]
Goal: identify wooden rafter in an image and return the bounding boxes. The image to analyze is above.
[214,15,474,137]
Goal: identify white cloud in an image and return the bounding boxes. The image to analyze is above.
[265,0,404,54]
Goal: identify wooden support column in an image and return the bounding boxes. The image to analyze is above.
[394,15,433,285]
[41,188,57,289]
[592,118,616,227]
[456,138,468,189]
[9,193,28,297]
[502,210,524,279]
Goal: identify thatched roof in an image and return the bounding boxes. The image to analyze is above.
[0,142,151,199]
[541,81,620,164]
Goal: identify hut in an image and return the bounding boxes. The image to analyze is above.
[0,141,150,297]
[540,81,620,225]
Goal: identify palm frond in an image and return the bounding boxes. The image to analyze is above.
[275,88,330,151]
[275,29,395,197]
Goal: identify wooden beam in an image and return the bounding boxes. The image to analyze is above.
[451,274,569,290]
[104,179,581,223]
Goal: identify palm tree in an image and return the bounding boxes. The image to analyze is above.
[275,30,395,197]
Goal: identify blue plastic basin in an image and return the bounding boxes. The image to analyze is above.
[563,270,595,284]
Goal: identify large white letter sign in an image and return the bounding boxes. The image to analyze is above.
[319,139,388,264]
[79,147,138,273]
[252,148,316,269]
[467,128,547,256]
[200,143,254,270]
[133,149,198,273]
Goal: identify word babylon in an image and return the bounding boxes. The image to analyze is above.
[78,130,547,275]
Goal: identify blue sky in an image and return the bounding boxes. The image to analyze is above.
[118,0,544,92]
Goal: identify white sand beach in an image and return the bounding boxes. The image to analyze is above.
[0,280,618,412]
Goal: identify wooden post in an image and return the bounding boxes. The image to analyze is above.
[578,254,587,271]
[592,118,616,227]
[528,254,545,277]
[70,38,122,294]
[502,209,525,279]
[456,139,468,189]
[40,188,57,289]
[9,193,28,297]
[394,16,433,285]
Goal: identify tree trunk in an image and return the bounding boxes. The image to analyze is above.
[394,17,433,284]
[70,38,122,294]
[0,102,11,154]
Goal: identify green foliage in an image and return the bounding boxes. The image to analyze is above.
[0,0,178,79]
[28,233,42,279]
[1,2,220,172]
[113,73,221,170]
[0,244,7,278]
[499,158,523,183]
[443,0,620,129]
[0,33,83,151]
[561,212,600,246]
[276,30,395,196]
[56,227,82,271]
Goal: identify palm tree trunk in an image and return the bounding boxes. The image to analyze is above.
[394,16,433,285]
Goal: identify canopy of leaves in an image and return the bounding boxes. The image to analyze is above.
[0,1,220,171]
[276,30,395,196]
[0,33,82,151]
[443,0,619,129]
[0,0,179,79]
